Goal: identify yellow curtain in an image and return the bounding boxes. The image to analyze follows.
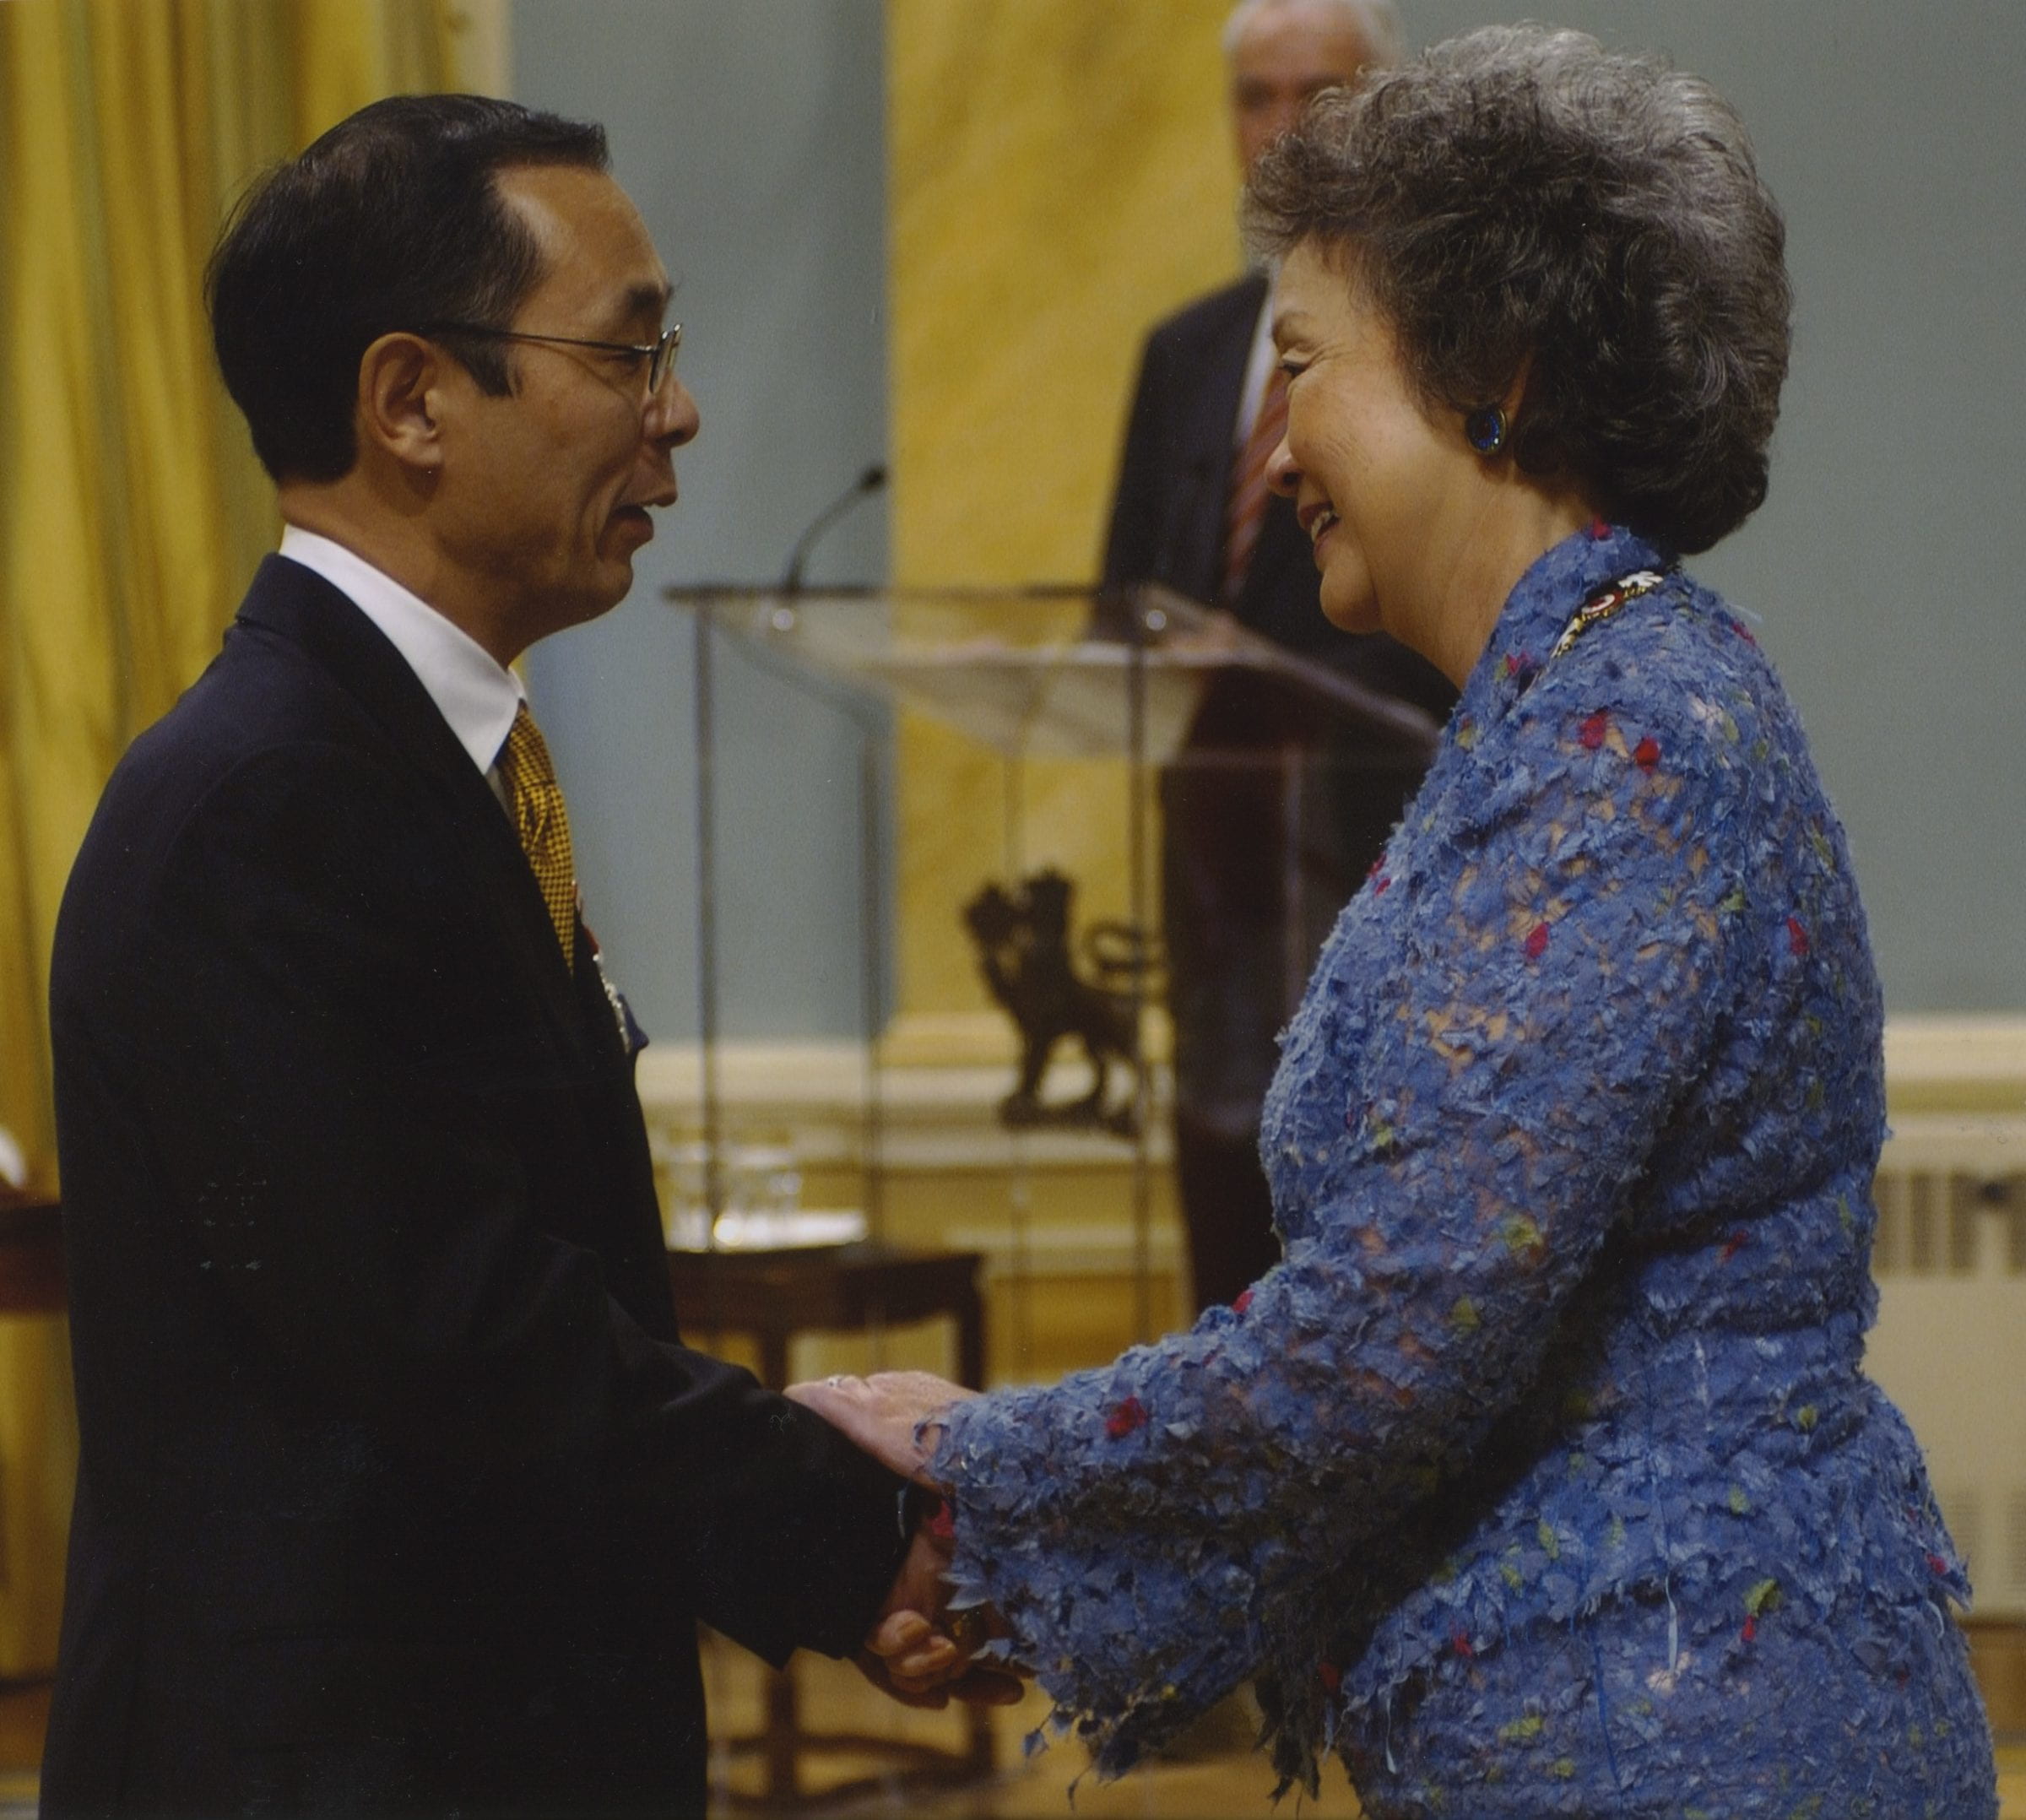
[0,0,506,1681]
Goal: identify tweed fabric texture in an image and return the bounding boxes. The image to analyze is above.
[932,525,1997,1817]
[498,704,577,968]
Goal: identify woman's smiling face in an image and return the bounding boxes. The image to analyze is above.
[1266,240,1487,642]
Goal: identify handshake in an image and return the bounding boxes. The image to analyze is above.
[785,1369,1025,1709]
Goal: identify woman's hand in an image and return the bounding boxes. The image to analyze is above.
[790,1372,1023,1708]
[784,1368,977,1485]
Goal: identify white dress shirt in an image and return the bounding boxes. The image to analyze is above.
[276,526,523,791]
[1233,264,1281,451]
[273,527,631,1043]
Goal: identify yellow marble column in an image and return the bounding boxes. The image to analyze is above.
[886,0,1243,1048]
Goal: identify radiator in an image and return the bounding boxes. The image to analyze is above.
[1867,1113,2026,1620]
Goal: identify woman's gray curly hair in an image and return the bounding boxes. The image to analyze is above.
[1245,24,1790,554]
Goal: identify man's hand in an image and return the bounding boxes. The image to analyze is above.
[854,1520,1022,1709]
[788,1372,1022,1706]
[783,1369,976,1485]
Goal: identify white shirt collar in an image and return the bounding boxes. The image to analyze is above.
[277,526,523,776]
[1234,263,1281,449]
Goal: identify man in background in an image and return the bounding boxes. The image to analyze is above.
[1104,0,1456,1313]
[43,95,987,1817]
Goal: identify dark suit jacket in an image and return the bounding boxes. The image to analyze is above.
[44,557,909,1817]
[1102,272,1458,1134]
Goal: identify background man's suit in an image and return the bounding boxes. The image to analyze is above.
[44,556,908,1815]
[1103,270,1457,1311]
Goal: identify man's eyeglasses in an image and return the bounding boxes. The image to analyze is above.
[423,322,682,394]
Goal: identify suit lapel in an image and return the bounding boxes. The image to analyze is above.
[1184,272,1267,479]
[1172,273,1270,602]
[232,556,588,1051]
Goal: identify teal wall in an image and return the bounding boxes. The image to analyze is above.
[521,1,2026,1026]
[514,0,891,1043]
[1401,3,2026,1011]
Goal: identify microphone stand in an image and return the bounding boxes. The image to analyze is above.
[690,463,895,1315]
[782,463,887,593]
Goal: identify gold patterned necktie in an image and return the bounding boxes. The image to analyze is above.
[497,703,577,968]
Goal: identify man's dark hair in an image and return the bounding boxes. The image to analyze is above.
[1247,26,1790,555]
[207,94,609,485]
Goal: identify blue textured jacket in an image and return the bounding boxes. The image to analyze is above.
[934,527,1997,1818]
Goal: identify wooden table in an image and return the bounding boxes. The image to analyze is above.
[667,1242,994,1808]
[666,1240,985,1397]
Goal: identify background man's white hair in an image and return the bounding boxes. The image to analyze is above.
[1222,0,1406,68]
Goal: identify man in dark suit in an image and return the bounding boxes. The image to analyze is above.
[1104,0,1456,1313]
[44,95,988,1817]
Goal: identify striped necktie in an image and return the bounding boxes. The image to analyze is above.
[497,703,577,968]
[1221,363,1289,605]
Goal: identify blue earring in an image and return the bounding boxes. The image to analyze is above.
[1465,405,1509,455]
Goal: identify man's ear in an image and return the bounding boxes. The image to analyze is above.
[355,333,452,474]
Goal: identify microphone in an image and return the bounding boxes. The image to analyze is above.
[781,463,888,593]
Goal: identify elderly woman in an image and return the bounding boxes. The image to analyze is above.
[796,26,1999,1817]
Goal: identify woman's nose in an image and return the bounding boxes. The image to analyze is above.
[1265,434,1297,497]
